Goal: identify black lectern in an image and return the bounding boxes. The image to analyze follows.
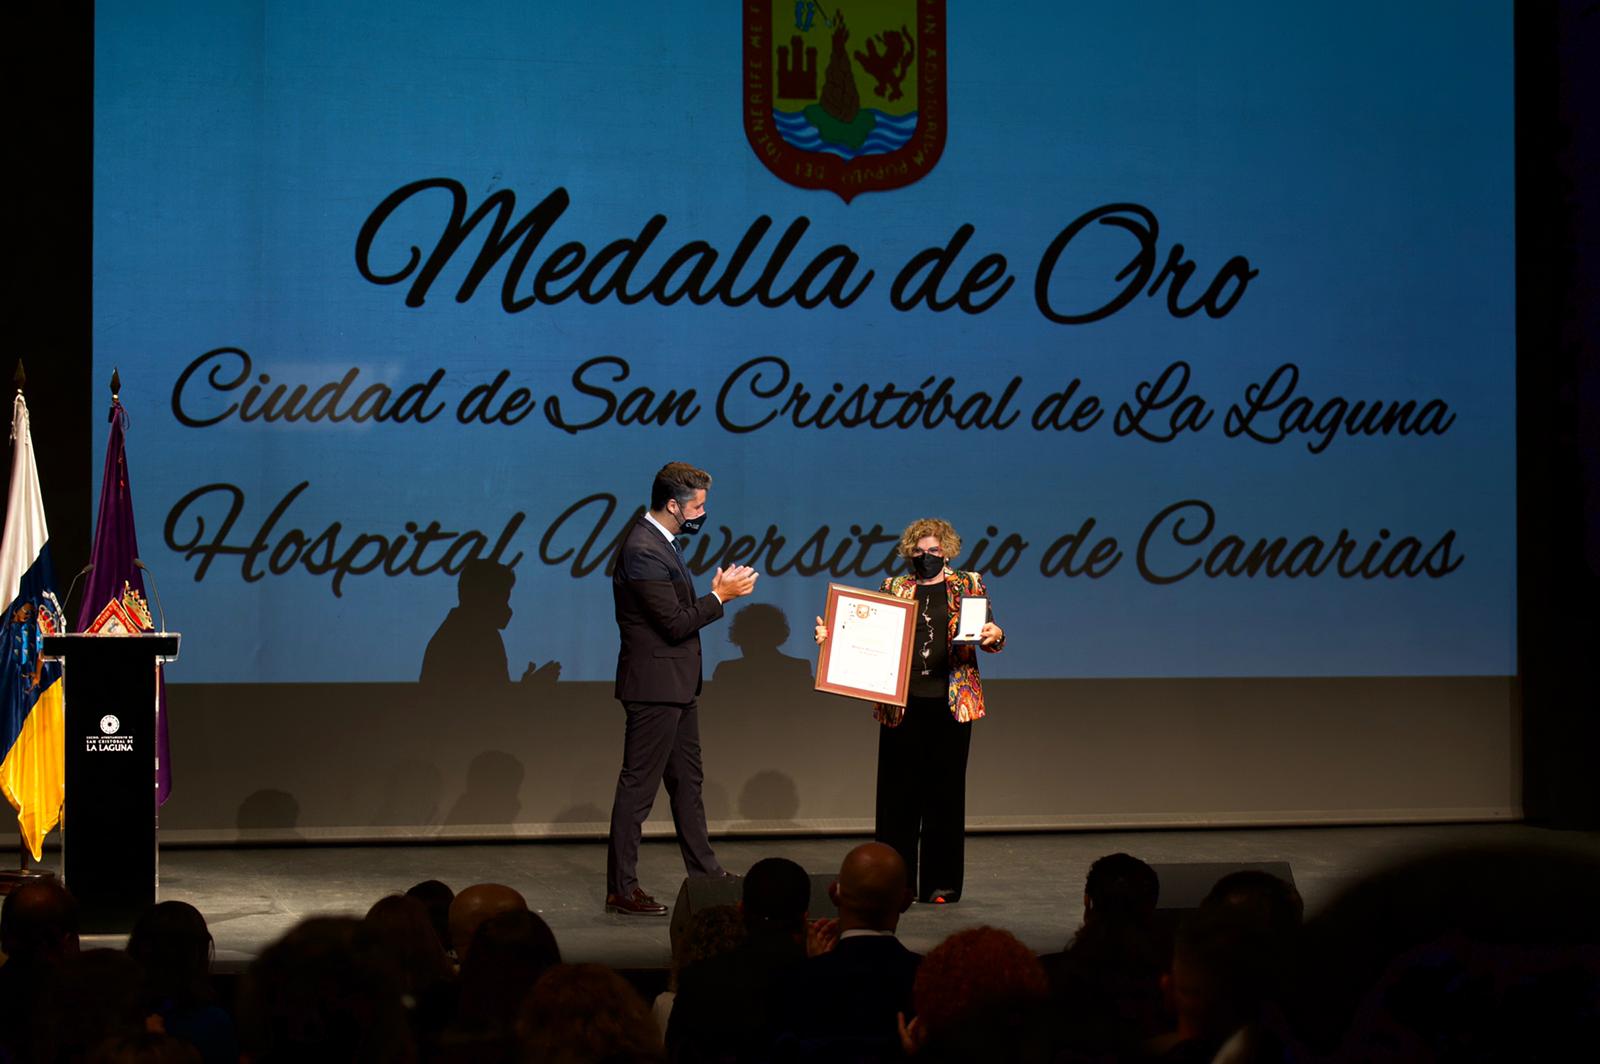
[40,633,179,933]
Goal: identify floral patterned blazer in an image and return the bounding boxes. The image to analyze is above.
[873,566,1004,727]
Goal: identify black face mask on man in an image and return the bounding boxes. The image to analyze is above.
[910,552,944,580]
[674,505,706,535]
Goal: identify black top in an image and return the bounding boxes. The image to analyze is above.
[909,582,950,699]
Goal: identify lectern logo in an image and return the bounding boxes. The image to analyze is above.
[87,715,134,753]
[744,0,947,202]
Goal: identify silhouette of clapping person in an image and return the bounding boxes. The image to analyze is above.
[420,560,560,693]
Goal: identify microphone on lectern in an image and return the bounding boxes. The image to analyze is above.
[131,558,167,634]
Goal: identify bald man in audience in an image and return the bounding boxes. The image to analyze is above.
[448,883,528,963]
[775,843,921,1052]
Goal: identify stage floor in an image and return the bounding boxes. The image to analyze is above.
[85,823,1594,972]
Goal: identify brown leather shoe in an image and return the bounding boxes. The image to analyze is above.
[605,888,667,915]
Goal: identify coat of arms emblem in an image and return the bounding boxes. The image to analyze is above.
[744,1,946,202]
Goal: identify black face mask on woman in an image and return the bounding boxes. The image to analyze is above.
[910,552,944,579]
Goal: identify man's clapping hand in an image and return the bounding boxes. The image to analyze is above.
[806,916,840,958]
[712,565,759,601]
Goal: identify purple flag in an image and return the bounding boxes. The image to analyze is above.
[77,399,171,803]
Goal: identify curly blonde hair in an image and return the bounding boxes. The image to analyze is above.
[897,517,961,559]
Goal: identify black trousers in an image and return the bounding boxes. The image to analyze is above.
[606,699,721,896]
[875,695,973,899]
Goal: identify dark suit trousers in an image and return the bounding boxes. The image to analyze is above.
[606,698,721,895]
[875,695,972,899]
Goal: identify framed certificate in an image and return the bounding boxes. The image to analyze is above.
[814,583,916,706]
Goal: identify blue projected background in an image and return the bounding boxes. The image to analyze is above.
[92,1,1514,684]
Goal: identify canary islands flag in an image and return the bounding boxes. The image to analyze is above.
[1,392,66,861]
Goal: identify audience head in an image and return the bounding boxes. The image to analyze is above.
[0,876,80,965]
[904,926,1049,1054]
[404,879,455,954]
[1167,906,1276,1047]
[1201,869,1303,938]
[125,900,215,1009]
[740,857,811,938]
[1083,852,1159,925]
[34,948,151,1064]
[1152,867,1305,1051]
[448,882,527,964]
[670,903,745,989]
[518,963,664,1064]
[364,894,454,999]
[829,842,913,932]
[237,916,416,1063]
[455,909,562,1034]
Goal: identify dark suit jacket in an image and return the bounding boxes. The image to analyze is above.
[773,934,921,1047]
[613,514,724,703]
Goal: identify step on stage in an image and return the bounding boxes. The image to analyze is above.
[81,823,1583,971]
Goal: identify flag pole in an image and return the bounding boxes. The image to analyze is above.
[13,360,28,877]
[1,359,57,891]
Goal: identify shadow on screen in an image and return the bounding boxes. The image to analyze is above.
[711,603,813,689]
[705,604,818,828]
[370,758,445,827]
[442,749,526,827]
[236,788,302,839]
[419,559,561,694]
[738,769,801,823]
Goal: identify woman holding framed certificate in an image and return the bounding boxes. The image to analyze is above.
[815,517,1005,903]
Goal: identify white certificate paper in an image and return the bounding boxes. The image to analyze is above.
[825,593,906,695]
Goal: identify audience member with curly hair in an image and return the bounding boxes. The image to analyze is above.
[899,925,1050,1058]
[519,963,665,1064]
[653,903,746,1037]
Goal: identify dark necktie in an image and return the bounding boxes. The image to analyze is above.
[672,537,695,589]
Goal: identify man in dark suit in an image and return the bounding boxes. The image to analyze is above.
[605,461,758,915]
[772,842,920,1059]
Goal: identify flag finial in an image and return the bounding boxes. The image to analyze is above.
[12,359,23,391]
[110,367,121,401]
